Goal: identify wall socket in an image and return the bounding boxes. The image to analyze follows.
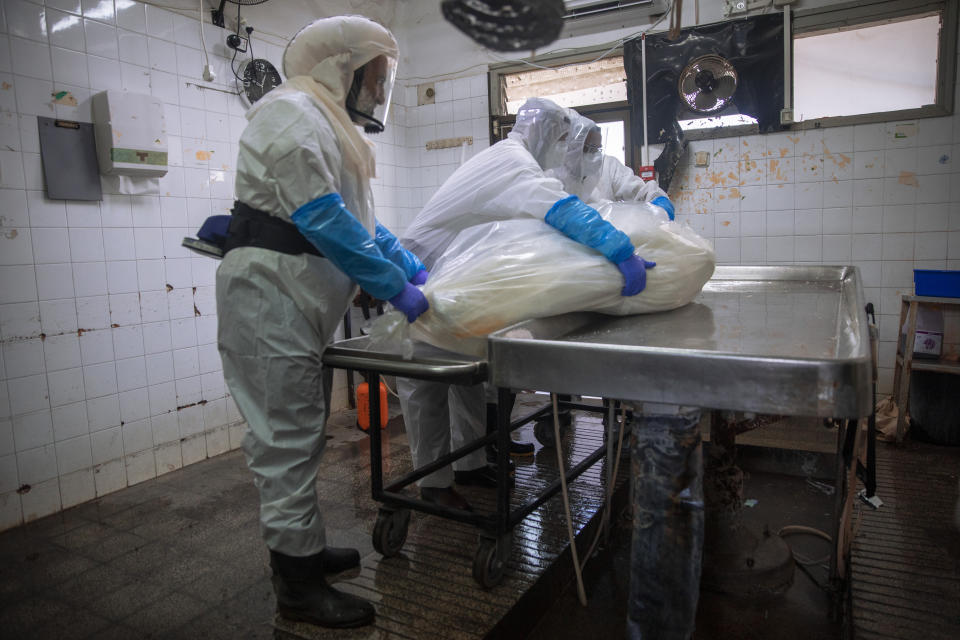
[725,0,747,15]
[417,83,435,106]
[694,151,711,167]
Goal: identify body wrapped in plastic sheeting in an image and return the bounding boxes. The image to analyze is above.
[404,200,716,356]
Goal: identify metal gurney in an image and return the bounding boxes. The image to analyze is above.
[323,265,876,591]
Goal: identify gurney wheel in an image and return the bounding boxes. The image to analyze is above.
[533,414,569,449]
[533,419,556,448]
[373,508,409,558]
[472,538,505,588]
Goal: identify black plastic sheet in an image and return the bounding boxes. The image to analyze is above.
[624,14,784,144]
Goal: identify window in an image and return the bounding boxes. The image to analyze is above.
[792,0,957,125]
[490,48,634,164]
[794,14,941,121]
[500,57,627,115]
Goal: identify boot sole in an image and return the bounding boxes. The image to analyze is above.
[277,608,375,629]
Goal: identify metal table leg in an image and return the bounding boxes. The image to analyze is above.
[700,411,795,598]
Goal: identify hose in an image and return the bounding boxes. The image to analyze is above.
[552,393,588,606]
[777,525,832,566]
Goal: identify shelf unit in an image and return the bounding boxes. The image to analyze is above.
[891,295,960,443]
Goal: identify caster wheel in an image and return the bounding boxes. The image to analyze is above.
[533,412,570,448]
[372,508,410,558]
[472,538,505,588]
[533,418,556,448]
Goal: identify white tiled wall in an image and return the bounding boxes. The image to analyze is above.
[375,73,491,238]
[0,0,288,531]
[667,113,960,396]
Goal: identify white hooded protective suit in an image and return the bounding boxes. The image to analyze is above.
[216,16,400,556]
[546,110,603,201]
[401,97,572,270]
[592,154,667,203]
[397,98,573,488]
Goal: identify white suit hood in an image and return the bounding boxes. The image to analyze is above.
[507,97,570,170]
[283,15,398,103]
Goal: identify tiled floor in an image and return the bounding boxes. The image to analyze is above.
[851,439,960,640]
[0,395,626,639]
[5,393,955,640]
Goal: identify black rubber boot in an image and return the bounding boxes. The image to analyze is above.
[485,399,535,460]
[270,550,374,628]
[320,546,360,576]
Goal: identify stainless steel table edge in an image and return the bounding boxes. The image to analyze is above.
[486,265,873,419]
[322,336,488,386]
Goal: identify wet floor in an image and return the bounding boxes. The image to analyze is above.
[0,394,628,639]
[1,397,956,639]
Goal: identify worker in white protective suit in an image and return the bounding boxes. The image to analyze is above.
[215,16,429,629]
[397,97,656,511]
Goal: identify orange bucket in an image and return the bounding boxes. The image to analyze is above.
[357,381,389,431]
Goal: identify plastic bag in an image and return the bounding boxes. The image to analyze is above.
[405,200,715,355]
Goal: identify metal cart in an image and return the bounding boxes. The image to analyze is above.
[323,265,876,592]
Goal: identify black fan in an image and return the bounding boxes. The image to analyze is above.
[624,14,784,144]
[441,0,566,52]
[678,54,738,114]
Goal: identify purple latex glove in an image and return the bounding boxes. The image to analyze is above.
[388,282,429,323]
[616,255,656,296]
[410,269,429,285]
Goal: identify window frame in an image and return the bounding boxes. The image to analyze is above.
[487,45,628,117]
[488,45,635,164]
[790,0,958,130]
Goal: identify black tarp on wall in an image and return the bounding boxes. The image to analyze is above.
[624,14,785,145]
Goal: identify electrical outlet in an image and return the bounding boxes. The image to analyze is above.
[780,108,794,125]
[725,0,747,15]
[694,151,710,167]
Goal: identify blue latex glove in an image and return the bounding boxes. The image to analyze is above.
[374,221,426,280]
[651,196,675,221]
[617,255,656,296]
[291,193,407,301]
[389,282,429,323]
[410,269,429,285]
[544,195,635,263]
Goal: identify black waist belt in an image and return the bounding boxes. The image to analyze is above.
[223,202,323,258]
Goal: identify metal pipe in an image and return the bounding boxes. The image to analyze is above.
[641,33,649,166]
[367,370,383,500]
[783,5,792,112]
[510,443,607,526]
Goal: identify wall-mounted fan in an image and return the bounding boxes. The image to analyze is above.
[624,14,784,144]
[678,54,738,114]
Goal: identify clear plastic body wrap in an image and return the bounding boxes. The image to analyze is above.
[405,200,715,356]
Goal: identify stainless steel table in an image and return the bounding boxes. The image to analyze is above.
[487,264,876,604]
[323,265,875,590]
[488,265,873,418]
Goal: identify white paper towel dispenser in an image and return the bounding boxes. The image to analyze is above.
[91,90,168,177]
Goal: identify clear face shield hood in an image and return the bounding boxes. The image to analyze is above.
[556,113,603,199]
[346,54,397,134]
[509,98,570,170]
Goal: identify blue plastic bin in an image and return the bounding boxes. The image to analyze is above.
[913,270,960,298]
